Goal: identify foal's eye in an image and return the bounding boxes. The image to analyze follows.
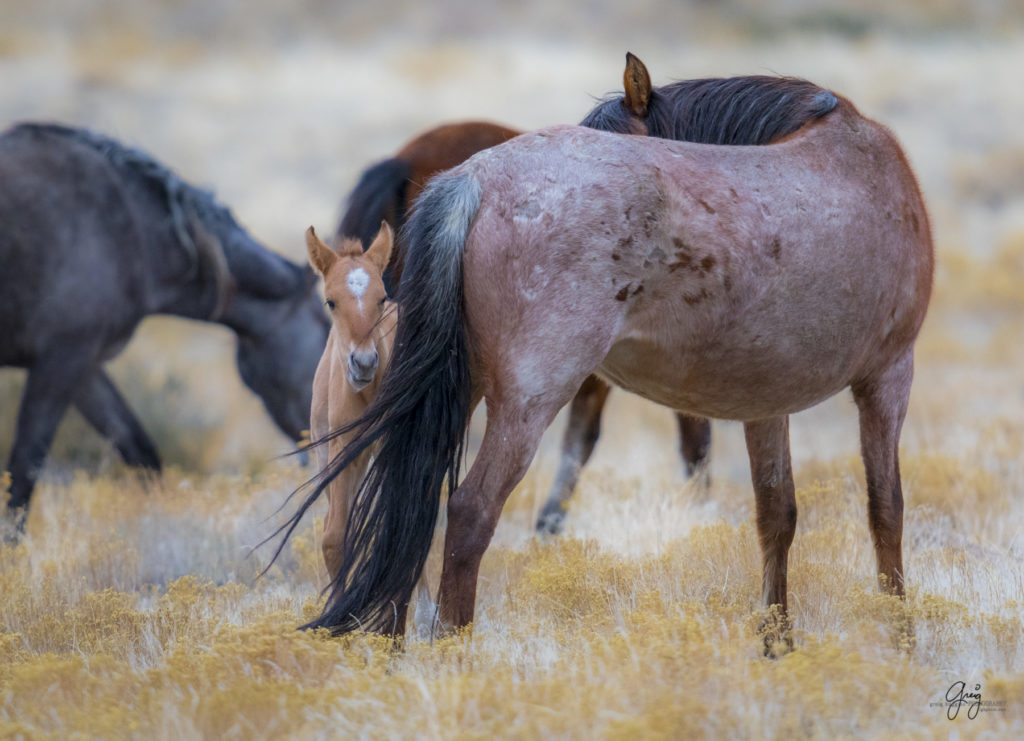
[379,297,387,307]
[325,299,335,311]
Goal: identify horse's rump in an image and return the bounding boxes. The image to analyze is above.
[457,104,932,421]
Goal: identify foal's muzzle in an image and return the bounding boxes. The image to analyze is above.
[347,349,379,390]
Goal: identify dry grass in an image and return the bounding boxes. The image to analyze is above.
[2,3,1024,738]
[1,441,1022,738]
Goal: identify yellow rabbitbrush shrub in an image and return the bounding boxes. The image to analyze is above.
[6,433,1024,739]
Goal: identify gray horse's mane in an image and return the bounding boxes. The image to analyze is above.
[17,122,235,314]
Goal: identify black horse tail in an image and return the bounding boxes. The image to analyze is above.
[296,170,481,634]
[336,157,411,249]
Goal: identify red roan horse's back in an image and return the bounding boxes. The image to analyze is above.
[460,100,932,422]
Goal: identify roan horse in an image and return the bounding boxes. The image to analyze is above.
[330,54,838,536]
[293,85,933,644]
[338,121,708,537]
[0,123,329,531]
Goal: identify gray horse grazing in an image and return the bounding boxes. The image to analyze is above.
[0,123,329,532]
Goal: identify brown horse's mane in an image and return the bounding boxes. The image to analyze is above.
[581,75,838,145]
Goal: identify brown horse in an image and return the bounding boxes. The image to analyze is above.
[297,88,933,645]
[336,121,521,291]
[305,223,396,581]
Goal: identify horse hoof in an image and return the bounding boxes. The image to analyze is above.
[1,510,26,544]
[535,507,566,536]
[757,609,794,659]
[762,632,795,659]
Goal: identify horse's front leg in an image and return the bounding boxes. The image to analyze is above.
[852,352,913,597]
[321,446,370,582]
[73,369,161,471]
[675,413,711,482]
[743,415,797,657]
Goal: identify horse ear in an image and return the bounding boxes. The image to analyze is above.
[365,221,394,275]
[305,226,336,276]
[623,51,652,118]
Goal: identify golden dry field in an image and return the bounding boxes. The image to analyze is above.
[2,2,1023,738]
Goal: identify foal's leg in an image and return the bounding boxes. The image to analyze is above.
[73,369,162,471]
[743,416,797,655]
[438,395,572,633]
[676,413,711,481]
[851,353,913,597]
[321,446,370,581]
[535,374,611,535]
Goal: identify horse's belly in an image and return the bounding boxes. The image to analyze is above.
[597,324,862,421]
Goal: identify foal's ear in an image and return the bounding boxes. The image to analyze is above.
[305,226,336,276]
[623,51,652,118]
[365,221,394,275]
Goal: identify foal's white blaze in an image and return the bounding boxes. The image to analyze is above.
[347,267,370,298]
[346,267,370,313]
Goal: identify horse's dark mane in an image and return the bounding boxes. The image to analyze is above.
[581,75,838,145]
[12,122,240,258]
[11,122,315,304]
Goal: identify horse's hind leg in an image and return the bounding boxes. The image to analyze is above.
[73,369,161,471]
[852,353,913,597]
[535,374,611,535]
[743,415,797,655]
[438,392,577,633]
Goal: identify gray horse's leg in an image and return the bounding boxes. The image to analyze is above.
[73,369,161,471]
[4,351,95,530]
[535,374,610,535]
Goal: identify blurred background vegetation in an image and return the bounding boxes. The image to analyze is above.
[4,0,1024,45]
[1,0,1022,478]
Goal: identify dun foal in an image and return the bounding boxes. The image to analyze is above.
[305,224,396,580]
